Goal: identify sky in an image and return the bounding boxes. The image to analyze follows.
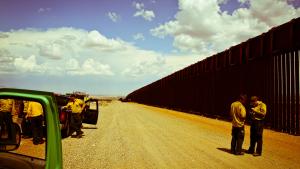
[0,0,299,96]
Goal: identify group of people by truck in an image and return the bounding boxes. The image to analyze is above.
[62,95,86,138]
[0,94,87,145]
[0,99,44,145]
[0,89,100,169]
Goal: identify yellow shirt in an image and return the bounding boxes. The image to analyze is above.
[0,99,14,113]
[65,99,85,114]
[27,101,43,117]
[23,101,29,113]
[251,101,267,120]
[231,101,246,127]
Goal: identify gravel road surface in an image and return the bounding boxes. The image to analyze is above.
[62,101,300,169]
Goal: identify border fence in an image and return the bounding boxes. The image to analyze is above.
[126,17,300,135]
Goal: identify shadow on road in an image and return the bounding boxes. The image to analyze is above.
[71,134,85,138]
[82,126,98,129]
[217,147,233,155]
[217,147,248,155]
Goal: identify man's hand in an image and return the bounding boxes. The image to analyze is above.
[250,109,256,116]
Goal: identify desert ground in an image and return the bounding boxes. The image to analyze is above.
[62,101,300,169]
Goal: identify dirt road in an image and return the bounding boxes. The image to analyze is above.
[62,101,300,169]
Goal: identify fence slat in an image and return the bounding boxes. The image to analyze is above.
[296,50,300,135]
[286,52,291,133]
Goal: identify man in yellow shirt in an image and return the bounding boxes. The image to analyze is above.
[247,96,267,156]
[0,99,16,143]
[230,94,247,155]
[63,96,85,137]
[27,101,44,145]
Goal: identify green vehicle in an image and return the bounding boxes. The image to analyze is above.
[0,88,99,169]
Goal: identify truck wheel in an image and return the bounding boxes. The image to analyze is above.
[61,114,70,138]
[14,123,21,148]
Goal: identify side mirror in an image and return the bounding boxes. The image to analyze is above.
[0,122,21,151]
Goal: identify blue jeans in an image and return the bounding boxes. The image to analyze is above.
[0,112,16,143]
[29,115,43,144]
[71,113,82,134]
[248,120,264,154]
[231,126,245,154]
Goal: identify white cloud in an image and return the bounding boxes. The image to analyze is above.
[134,2,144,10]
[14,55,45,73]
[38,42,64,59]
[0,33,9,38]
[0,49,15,73]
[65,58,80,71]
[107,12,120,22]
[249,0,300,27]
[84,30,132,51]
[150,20,179,39]
[0,27,85,61]
[122,55,165,77]
[67,58,114,76]
[121,52,203,79]
[134,10,155,21]
[133,33,145,41]
[151,0,300,54]
[237,0,249,4]
[38,8,51,13]
[133,2,155,21]
[217,0,229,4]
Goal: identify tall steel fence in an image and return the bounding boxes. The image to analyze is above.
[126,18,300,135]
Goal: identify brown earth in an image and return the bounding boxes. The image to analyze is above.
[62,101,300,169]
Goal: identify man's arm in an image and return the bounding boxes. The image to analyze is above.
[240,105,246,120]
[252,103,267,117]
[26,102,31,118]
[80,100,86,113]
[62,102,71,109]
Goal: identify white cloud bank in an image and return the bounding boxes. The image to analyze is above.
[0,28,196,79]
[0,28,118,76]
[151,0,300,54]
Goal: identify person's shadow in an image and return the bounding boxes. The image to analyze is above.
[217,148,233,154]
[71,134,85,138]
[217,147,247,155]
[82,126,97,129]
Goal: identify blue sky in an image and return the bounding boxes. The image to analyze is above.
[0,0,299,96]
[0,0,177,53]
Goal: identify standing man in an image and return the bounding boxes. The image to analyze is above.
[64,96,85,138]
[27,101,44,145]
[247,96,267,156]
[0,99,16,143]
[21,101,32,138]
[230,94,247,155]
